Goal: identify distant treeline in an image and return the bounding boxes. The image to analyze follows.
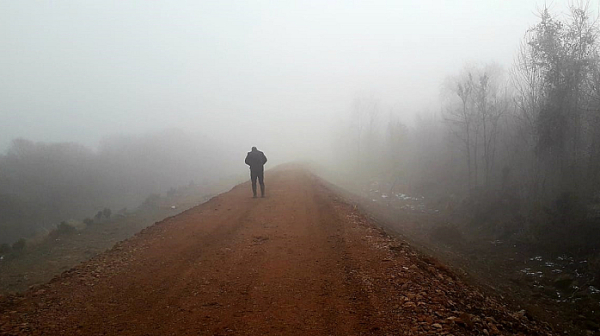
[0,130,235,244]
[331,5,600,252]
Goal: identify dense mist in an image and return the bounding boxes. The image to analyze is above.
[0,130,241,244]
[5,2,600,333]
[2,2,600,262]
[320,3,600,259]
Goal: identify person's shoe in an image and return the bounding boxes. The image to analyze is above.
[261,194,265,198]
[253,194,257,198]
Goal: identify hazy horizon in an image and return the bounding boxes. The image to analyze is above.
[2,1,588,157]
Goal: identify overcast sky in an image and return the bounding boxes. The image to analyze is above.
[1,1,596,157]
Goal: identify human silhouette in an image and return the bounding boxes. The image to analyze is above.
[244,147,267,198]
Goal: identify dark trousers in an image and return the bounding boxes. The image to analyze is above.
[250,169,265,196]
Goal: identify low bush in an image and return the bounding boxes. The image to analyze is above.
[12,238,26,251]
[102,208,111,219]
[56,221,76,234]
[0,243,11,254]
[141,194,161,210]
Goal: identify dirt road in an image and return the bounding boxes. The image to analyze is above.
[0,166,552,335]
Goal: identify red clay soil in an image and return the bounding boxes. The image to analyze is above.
[0,166,553,335]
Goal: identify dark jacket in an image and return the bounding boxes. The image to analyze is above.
[245,150,267,172]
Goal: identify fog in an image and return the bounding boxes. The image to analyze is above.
[2,1,547,156]
[7,3,600,331]
[3,1,600,249]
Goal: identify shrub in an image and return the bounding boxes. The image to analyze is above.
[95,211,103,220]
[83,217,94,225]
[142,194,161,209]
[57,221,76,234]
[0,243,11,254]
[12,238,26,251]
[102,208,111,219]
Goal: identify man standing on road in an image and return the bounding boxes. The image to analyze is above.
[245,147,267,198]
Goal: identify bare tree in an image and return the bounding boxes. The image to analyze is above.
[444,71,476,191]
[350,96,381,180]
